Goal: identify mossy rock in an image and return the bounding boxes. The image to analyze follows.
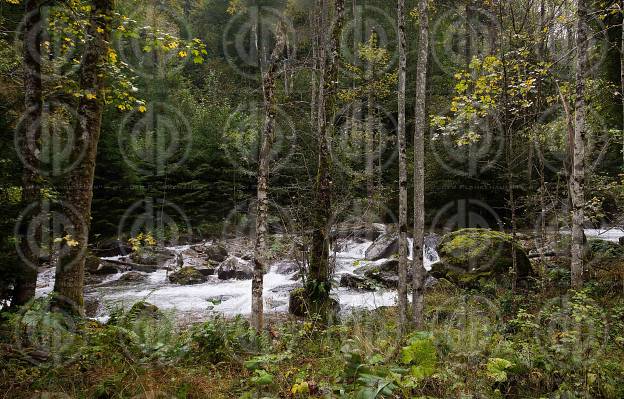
[84,252,101,273]
[435,228,531,283]
[288,288,339,318]
[288,288,307,317]
[339,273,377,291]
[128,301,163,321]
[168,267,207,285]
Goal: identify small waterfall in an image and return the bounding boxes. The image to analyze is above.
[407,234,440,269]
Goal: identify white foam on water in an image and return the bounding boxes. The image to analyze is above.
[34,237,442,319]
[583,228,624,242]
[559,228,624,242]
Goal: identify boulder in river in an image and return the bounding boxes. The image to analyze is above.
[168,267,207,285]
[118,271,147,283]
[339,273,377,291]
[354,259,406,288]
[128,301,163,321]
[272,260,299,275]
[432,228,531,285]
[331,222,387,241]
[217,256,253,280]
[192,243,228,262]
[365,233,399,261]
[195,265,216,276]
[93,261,120,275]
[130,247,175,266]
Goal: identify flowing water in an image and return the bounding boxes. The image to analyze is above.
[35,227,623,323]
[35,237,440,323]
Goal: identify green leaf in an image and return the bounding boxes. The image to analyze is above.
[486,357,513,382]
[401,332,437,380]
[250,369,274,386]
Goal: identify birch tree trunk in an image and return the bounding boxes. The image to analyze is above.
[308,0,344,318]
[14,0,43,307]
[412,0,429,327]
[52,0,112,315]
[396,0,408,335]
[252,24,285,332]
[570,0,589,289]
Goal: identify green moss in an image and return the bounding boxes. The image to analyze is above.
[288,288,306,317]
[437,228,531,284]
[169,267,207,285]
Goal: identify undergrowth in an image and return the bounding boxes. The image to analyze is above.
[1,279,623,399]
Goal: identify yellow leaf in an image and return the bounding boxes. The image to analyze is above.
[138,105,147,113]
[178,50,187,58]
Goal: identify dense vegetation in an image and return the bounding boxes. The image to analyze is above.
[1,0,624,397]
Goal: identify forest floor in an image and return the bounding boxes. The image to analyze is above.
[2,265,624,399]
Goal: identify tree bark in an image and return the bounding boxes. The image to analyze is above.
[308,0,344,318]
[52,0,112,315]
[13,0,43,307]
[412,0,429,328]
[570,0,588,289]
[252,24,284,333]
[621,0,624,168]
[366,92,375,203]
[396,0,408,336]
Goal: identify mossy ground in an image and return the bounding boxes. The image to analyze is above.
[2,265,624,399]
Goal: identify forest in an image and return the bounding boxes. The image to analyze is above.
[1,0,624,397]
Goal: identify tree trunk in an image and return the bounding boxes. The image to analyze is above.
[570,0,589,289]
[412,0,429,328]
[252,24,284,333]
[396,0,408,336]
[52,0,112,315]
[366,92,375,203]
[621,0,624,168]
[465,0,473,65]
[13,0,43,307]
[308,0,344,318]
